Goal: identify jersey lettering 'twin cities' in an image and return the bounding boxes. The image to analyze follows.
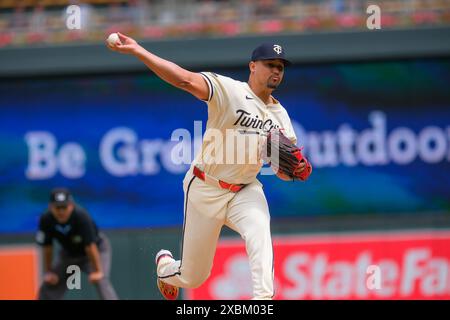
[233,109,280,132]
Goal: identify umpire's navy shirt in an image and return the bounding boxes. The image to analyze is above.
[36,205,102,257]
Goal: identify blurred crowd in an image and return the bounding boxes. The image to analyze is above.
[0,0,449,48]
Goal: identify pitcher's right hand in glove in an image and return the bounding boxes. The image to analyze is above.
[264,129,312,181]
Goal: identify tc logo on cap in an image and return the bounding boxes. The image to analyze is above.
[56,193,66,202]
[273,45,283,55]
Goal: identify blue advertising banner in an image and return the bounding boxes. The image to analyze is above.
[1,58,449,233]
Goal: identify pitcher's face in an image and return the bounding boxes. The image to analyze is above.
[250,59,285,90]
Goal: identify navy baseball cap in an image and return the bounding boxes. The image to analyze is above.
[49,188,73,206]
[251,43,291,66]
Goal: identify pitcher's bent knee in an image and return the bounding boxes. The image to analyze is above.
[181,272,210,289]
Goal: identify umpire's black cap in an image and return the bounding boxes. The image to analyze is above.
[251,43,291,66]
[49,188,73,207]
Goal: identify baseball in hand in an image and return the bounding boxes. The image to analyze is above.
[107,33,121,46]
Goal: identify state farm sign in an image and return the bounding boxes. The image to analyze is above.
[186,230,450,300]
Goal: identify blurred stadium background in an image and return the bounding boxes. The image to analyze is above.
[0,0,450,300]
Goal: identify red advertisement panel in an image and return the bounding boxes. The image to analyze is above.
[186,230,450,300]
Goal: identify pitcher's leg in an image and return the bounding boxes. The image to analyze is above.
[157,177,229,289]
[226,182,274,299]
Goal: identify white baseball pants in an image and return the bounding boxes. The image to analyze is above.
[157,169,274,299]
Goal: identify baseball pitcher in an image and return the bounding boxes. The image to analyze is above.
[107,33,312,300]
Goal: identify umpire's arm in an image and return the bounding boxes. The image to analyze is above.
[107,32,209,101]
[85,243,103,277]
[42,245,53,273]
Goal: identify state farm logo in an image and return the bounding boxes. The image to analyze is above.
[280,248,449,299]
[210,254,253,299]
[187,231,450,300]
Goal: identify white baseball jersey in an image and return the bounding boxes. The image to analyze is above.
[193,72,297,185]
[158,71,297,299]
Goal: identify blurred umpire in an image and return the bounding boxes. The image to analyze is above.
[36,188,118,300]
